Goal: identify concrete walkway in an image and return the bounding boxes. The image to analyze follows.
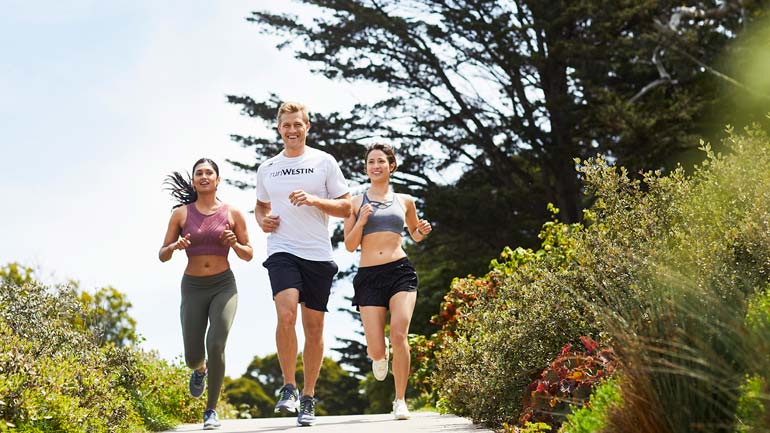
[168,411,494,432]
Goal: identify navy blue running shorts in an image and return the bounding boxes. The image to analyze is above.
[352,257,418,310]
[262,252,339,312]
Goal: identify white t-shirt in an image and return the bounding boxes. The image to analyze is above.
[256,146,349,261]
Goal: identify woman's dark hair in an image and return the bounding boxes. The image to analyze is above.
[366,143,398,172]
[163,158,220,208]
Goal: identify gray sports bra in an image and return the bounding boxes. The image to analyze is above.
[358,190,405,236]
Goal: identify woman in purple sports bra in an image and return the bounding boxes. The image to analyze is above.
[159,158,253,430]
[343,144,432,420]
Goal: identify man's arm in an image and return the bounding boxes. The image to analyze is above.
[288,191,352,218]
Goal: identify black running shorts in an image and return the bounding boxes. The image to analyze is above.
[262,252,339,312]
[352,257,418,309]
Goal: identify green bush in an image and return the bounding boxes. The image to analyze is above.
[426,122,770,431]
[129,351,211,430]
[598,127,770,433]
[428,214,615,424]
[0,281,140,432]
[559,378,622,433]
[733,375,768,433]
[0,269,209,432]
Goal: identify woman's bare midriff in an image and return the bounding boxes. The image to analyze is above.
[184,255,231,277]
[359,232,406,267]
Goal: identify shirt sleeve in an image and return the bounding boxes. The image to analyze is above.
[325,155,349,199]
[255,164,270,203]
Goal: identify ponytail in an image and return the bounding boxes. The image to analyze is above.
[163,171,197,208]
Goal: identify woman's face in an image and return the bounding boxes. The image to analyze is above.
[366,149,393,181]
[193,162,219,192]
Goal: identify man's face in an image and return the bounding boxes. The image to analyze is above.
[277,111,310,150]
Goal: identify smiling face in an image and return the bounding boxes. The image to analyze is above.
[192,161,220,193]
[366,149,395,182]
[277,111,310,157]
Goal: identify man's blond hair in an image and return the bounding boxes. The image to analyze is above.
[276,101,310,125]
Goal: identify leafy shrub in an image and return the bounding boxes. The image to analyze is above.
[428,216,605,425]
[130,351,211,430]
[733,375,768,433]
[504,421,553,433]
[519,337,616,429]
[0,318,141,432]
[426,123,770,431]
[600,127,770,433]
[559,378,622,433]
[0,267,209,432]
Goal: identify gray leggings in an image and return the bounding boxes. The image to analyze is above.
[180,269,238,410]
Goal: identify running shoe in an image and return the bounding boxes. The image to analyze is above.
[372,336,389,381]
[189,368,207,398]
[274,383,300,415]
[297,395,317,426]
[203,409,221,430]
[393,399,410,420]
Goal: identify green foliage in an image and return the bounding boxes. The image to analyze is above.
[425,215,602,425]
[231,353,367,417]
[315,357,368,415]
[224,377,273,418]
[559,378,622,433]
[596,125,770,433]
[241,352,286,401]
[423,123,770,431]
[130,351,210,430]
[0,280,140,432]
[0,321,139,433]
[405,169,550,337]
[0,264,207,432]
[732,288,770,433]
[733,375,769,433]
[503,422,552,433]
[409,333,439,398]
[77,286,138,347]
[0,262,34,286]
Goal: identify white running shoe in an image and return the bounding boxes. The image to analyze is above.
[274,384,299,414]
[203,409,221,430]
[372,337,389,381]
[393,399,410,420]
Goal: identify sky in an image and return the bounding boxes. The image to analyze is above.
[0,1,387,377]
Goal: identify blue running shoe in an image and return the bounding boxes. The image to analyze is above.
[297,395,316,426]
[274,384,299,415]
[189,368,207,398]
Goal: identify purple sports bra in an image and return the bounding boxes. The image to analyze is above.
[183,203,230,258]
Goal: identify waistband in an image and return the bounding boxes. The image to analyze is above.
[358,257,411,272]
[181,268,235,287]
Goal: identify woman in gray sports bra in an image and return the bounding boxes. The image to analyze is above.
[343,144,433,420]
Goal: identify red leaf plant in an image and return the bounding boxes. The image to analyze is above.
[517,336,616,430]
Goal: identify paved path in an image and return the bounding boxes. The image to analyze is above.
[168,412,494,433]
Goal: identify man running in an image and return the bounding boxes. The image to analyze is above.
[255,101,352,427]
